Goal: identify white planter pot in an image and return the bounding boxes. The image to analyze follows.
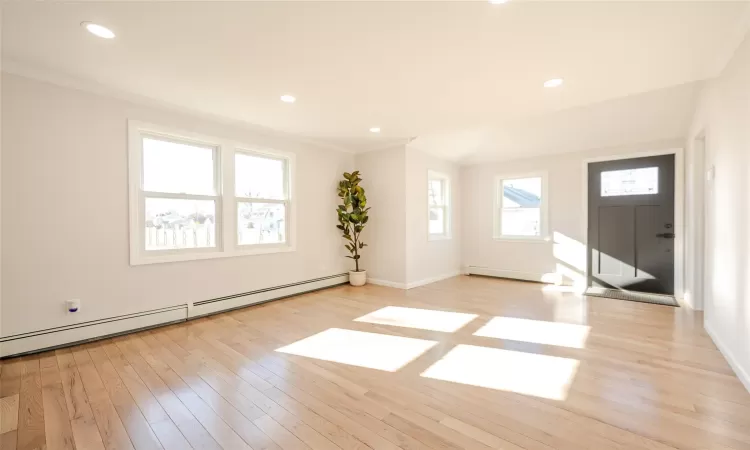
[349,270,367,286]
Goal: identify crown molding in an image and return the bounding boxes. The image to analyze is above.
[2,58,356,155]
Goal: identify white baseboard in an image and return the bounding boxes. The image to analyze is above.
[466,266,563,285]
[0,273,348,358]
[0,306,187,358]
[369,272,461,290]
[406,272,461,289]
[705,322,750,394]
[190,274,348,318]
[368,278,408,289]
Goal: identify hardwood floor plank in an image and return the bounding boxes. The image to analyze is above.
[0,430,18,450]
[148,420,191,450]
[98,342,169,425]
[0,395,19,435]
[110,338,221,450]
[71,347,135,450]
[86,344,163,450]
[39,354,75,450]
[4,276,750,449]
[55,349,106,450]
[16,358,46,450]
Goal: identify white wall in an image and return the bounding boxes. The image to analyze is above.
[687,31,750,391]
[355,147,407,285]
[461,139,683,286]
[405,147,461,286]
[354,146,462,288]
[1,73,353,337]
[0,11,3,352]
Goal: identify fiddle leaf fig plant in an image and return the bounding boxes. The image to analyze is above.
[337,171,369,272]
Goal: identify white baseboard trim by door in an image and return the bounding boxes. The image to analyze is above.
[368,278,408,289]
[705,323,750,394]
[0,273,348,358]
[190,273,348,318]
[406,272,461,289]
[466,266,563,284]
[0,306,187,358]
[369,272,461,290]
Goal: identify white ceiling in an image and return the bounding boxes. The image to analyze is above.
[3,1,749,162]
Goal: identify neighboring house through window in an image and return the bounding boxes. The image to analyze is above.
[128,121,294,265]
[494,173,547,240]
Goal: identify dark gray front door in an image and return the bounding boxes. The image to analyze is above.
[587,155,675,295]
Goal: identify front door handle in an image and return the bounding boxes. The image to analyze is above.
[656,233,676,239]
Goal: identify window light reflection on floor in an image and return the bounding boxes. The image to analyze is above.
[473,316,591,349]
[421,344,580,400]
[353,306,478,332]
[275,328,438,372]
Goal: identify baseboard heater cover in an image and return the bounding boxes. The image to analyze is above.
[0,305,187,358]
[0,273,349,358]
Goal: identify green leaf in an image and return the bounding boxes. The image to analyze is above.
[343,172,352,179]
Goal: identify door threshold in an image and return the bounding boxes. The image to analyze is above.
[584,287,679,307]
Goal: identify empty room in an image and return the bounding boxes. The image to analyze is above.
[2,1,750,449]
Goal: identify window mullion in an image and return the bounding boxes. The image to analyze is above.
[221,143,234,252]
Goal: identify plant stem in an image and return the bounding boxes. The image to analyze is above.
[352,224,360,272]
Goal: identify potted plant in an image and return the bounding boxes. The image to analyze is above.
[337,171,369,286]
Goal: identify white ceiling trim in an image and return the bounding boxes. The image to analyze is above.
[1,58,357,155]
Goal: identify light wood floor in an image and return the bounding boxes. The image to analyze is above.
[2,276,750,450]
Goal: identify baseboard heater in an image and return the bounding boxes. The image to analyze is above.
[0,273,348,359]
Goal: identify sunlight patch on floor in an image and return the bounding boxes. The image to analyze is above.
[275,328,438,371]
[421,344,580,400]
[353,306,478,333]
[474,316,591,349]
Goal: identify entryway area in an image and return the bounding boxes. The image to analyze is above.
[585,153,679,306]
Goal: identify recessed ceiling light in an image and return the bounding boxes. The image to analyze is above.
[81,22,115,39]
[280,94,296,103]
[369,127,381,133]
[489,0,509,4]
[544,78,564,88]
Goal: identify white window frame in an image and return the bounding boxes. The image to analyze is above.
[493,172,549,242]
[128,120,296,265]
[427,170,452,240]
[234,149,292,250]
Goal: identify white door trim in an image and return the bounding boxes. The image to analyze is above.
[581,147,685,302]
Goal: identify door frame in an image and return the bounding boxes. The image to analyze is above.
[581,147,685,301]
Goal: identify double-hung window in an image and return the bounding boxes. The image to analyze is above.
[129,121,294,265]
[494,173,547,240]
[235,151,289,246]
[428,170,451,240]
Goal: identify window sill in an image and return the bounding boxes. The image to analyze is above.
[428,234,452,241]
[130,244,296,266]
[492,236,550,243]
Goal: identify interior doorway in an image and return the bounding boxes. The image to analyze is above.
[585,154,678,305]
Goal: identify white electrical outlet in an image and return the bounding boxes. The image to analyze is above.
[66,299,81,313]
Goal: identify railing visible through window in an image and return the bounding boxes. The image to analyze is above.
[128,121,295,265]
